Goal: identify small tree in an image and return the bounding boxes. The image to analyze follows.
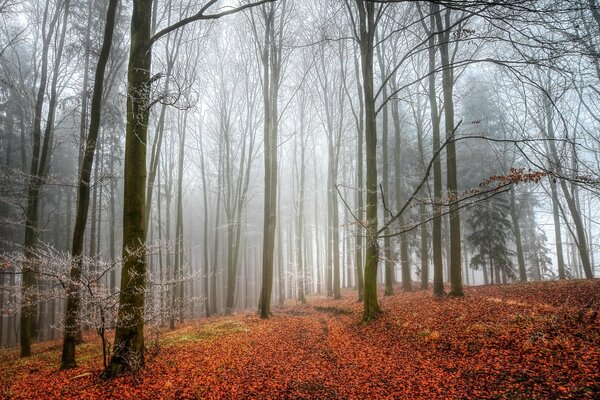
[467,191,515,284]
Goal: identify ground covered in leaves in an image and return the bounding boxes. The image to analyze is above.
[1,280,599,399]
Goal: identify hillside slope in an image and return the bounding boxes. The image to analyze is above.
[1,280,599,399]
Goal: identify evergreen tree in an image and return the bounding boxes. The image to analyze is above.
[467,192,515,283]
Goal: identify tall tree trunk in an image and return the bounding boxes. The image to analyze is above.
[543,84,592,279]
[391,84,412,293]
[549,181,566,279]
[377,47,394,296]
[427,3,444,297]
[109,143,117,293]
[104,0,152,375]
[174,114,187,324]
[21,0,67,357]
[352,45,365,302]
[89,144,100,258]
[277,196,284,306]
[77,0,93,172]
[354,0,381,321]
[60,0,119,369]
[413,97,429,290]
[295,127,307,304]
[435,7,463,296]
[314,158,322,294]
[199,127,210,318]
[257,1,285,318]
[210,148,222,316]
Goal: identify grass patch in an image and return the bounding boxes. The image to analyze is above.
[164,319,249,345]
[314,306,352,316]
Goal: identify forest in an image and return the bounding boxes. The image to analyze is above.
[0,0,599,398]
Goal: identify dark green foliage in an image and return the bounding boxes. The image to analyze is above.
[467,192,515,279]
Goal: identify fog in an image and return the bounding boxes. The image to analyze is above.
[0,0,598,365]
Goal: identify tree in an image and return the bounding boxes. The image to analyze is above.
[252,0,288,319]
[419,2,445,297]
[467,192,515,283]
[21,0,71,357]
[346,0,383,321]
[60,0,120,370]
[376,30,394,296]
[105,0,273,376]
[434,5,463,297]
[293,77,310,304]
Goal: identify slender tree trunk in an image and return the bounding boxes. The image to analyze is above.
[109,148,117,293]
[89,145,99,258]
[211,152,222,316]
[174,114,187,323]
[295,123,307,303]
[257,1,285,318]
[550,182,567,279]
[428,4,444,297]
[314,159,322,294]
[353,47,365,302]
[435,8,463,296]
[355,1,381,321]
[413,100,429,290]
[510,188,527,282]
[61,0,119,369]
[77,0,93,172]
[391,85,412,293]
[277,163,284,307]
[377,50,394,296]
[543,85,592,278]
[199,128,210,317]
[21,0,68,357]
[559,180,593,278]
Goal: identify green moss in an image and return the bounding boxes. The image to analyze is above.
[165,320,249,345]
[315,306,352,316]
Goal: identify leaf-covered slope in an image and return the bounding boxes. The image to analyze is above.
[1,280,598,399]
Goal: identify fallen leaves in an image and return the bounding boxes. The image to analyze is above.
[0,279,598,399]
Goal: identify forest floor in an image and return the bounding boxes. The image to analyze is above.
[0,280,599,399]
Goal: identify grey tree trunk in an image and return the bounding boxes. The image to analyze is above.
[21,0,69,357]
[294,95,307,304]
[542,84,592,279]
[377,44,394,296]
[255,1,286,318]
[199,126,210,318]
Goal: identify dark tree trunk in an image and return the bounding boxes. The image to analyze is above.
[61,0,119,368]
[509,189,527,282]
[104,0,152,375]
[354,0,381,321]
[426,3,444,297]
[435,7,463,297]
